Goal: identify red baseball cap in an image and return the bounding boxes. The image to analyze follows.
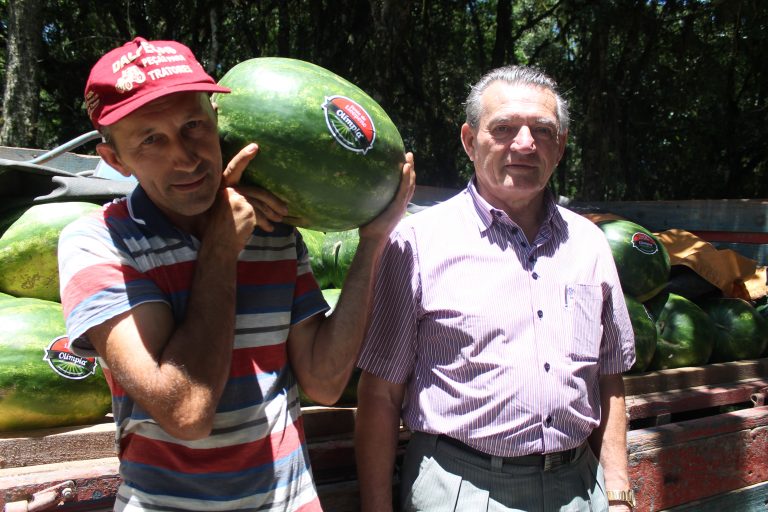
[84,37,230,128]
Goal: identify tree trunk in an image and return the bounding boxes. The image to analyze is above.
[1,0,44,147]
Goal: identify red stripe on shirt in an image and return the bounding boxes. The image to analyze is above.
[229,344,288,378]
[62,262,150,317]
[119,415,306,474]
[294,271,320,299]
[237,260,296,286]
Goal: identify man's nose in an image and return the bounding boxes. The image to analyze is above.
[170,137,200,171]
[511,126,536,153]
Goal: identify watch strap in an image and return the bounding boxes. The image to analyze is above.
[606,489,636,508]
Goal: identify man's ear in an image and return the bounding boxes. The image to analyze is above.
[460,123,476,162]
[557,129,568,163]
[96,142,133,178]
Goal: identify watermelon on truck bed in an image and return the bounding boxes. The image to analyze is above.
[213,57,405,232]
[645,292,716,370]
[624,294,657,373]
[700,297,768,362]
[0,202,100,302]
[596,219,671,302]
[0,296,111,432]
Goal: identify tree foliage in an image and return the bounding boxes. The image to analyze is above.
[1,0,766,200]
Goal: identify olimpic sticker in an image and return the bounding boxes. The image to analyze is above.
[631,232,659,255]
[43,336,99,380]
[322,96,376,154]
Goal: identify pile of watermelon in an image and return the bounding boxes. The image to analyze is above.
[0,202,112,432]
[596,219,768,372]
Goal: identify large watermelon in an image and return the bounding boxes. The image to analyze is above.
[0,202,101,302]
[298,227,360,289]
[624,294,657,373]
[597,219,671,302]
[0,296,112,431]
[700,298,768,362]
[645,292,716,370]
[298,227,333,289]
[213,57,405,232]
[321,228,360,288]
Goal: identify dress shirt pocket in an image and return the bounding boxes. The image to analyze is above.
[565,283,603,361]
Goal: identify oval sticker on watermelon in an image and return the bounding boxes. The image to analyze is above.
[43,336,99,380]
[631,232,659,255]
[323,96,376,154]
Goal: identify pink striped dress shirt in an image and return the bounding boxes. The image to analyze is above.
[357,180,635,457]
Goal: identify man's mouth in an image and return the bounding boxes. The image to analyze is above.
[173,175,207,191]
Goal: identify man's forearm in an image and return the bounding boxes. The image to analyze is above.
[589,373,630,490]
[355,375,403,512]
[299,236,387,403]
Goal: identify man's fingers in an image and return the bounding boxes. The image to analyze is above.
[237,185,289,218]
[390,152,416,211]
[222,143,259,187]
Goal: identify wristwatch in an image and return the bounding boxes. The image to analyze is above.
[606,489,636,509]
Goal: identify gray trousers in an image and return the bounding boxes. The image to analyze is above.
[399,432,609,512]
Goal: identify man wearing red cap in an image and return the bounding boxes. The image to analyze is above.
[58,37,414,511]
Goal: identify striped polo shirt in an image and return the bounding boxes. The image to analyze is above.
[58,186,328,511]
[357,179,635,458]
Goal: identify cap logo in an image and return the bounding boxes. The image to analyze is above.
[111,41,179,73]
[109,42,195,94]
[116,66,146,92]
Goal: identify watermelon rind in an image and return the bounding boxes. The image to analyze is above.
[624,294,657,373]
[645,292,716,370]
[0,296,111,431]
[597,219,671,302]
[700,297,768,362]
[321,288,342,316]
[0,202,100,302]
[213,57,405,232]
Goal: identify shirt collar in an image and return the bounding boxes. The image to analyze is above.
[127,185,191,240]
[465,176,566,236]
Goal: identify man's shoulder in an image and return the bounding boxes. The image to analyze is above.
[401,190,469,231]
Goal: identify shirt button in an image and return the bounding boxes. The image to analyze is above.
[537,310,543,318]
[528,255,536,263]
[546,415,553,426]
[544,362,550,372]
[511,227,518,234]
[521,242,528,247]
[532,272,539,280]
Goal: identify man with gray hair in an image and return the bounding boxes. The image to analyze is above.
[355,65,636,512]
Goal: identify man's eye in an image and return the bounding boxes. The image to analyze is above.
[141,135,157,145]
[492,125,513,136]
[533,126,555,138]
[185,120,202,129]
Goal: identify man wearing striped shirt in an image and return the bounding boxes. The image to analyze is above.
[355,66,636,512]
[58,38,414,511]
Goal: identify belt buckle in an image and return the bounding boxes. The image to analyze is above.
[543,447,575,472]
[543,452,558,471]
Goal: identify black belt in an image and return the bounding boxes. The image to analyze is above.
[436,434,586,471]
